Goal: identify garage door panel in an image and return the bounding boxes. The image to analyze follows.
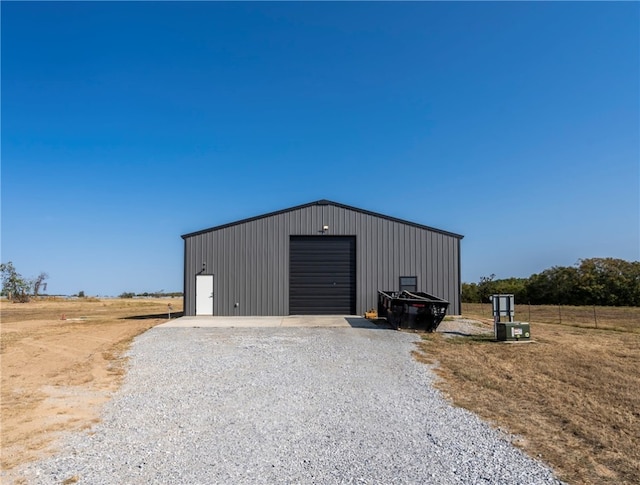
[290,236,356,315]
[290,275,354,284]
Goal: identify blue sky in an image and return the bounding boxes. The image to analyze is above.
[2,2,638,296]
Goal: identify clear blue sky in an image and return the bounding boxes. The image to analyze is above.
[2,2,638,296]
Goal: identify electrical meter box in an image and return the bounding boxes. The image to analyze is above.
[496,322,531,341]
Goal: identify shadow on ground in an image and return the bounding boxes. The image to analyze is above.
[348,318,394,330]
[124,312,185,320]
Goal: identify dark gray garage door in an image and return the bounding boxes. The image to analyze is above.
[289,236,356,315]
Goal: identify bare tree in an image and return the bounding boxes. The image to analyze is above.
[33,272,49,297]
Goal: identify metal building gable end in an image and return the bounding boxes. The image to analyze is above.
[181,199,464,240]
[182,199,464,316]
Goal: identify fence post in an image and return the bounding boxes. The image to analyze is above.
[558,304,562,324]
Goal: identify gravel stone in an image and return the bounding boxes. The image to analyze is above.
[16,327,563,484]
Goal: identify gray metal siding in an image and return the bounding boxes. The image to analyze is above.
[183,203,462,316]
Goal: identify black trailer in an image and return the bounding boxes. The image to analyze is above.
[377,290,449,332]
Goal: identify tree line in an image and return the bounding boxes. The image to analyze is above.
[119,291,183,298]
[0,262,48,302]
[462,258,640,307]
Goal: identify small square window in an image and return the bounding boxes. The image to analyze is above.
[399,276,417,292]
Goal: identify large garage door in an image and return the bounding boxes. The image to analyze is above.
[290,236,356,315]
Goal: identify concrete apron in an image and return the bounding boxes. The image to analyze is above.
[156,315,378,329]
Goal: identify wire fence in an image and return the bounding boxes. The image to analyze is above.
[462,303,640,333]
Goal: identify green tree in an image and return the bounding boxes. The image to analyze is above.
[461,282,480,303]
[577,258,640,306]
[526,266,580,305]
[477,274,496,302]
[492,277,529,303]
[467,258,639,307]
[463,276,529,304]
[0,262,31,302]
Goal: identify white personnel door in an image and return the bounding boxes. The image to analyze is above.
[195,275,214,316]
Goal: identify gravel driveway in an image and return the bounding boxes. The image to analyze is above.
[20,326,561,484]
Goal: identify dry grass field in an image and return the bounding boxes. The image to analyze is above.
[464,302,640,333]
[415,303,640,485]
[0,297,182,476]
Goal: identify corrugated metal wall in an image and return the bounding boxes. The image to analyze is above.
[183,203,462,316]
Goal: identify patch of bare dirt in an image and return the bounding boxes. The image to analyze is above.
[436,316,493,337]
[0,298,182,479]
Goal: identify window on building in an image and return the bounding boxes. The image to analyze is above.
[399,276,417,292]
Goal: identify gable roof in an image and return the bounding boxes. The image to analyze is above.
[181,199,464,240]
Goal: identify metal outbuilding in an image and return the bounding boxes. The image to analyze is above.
[181,199,463,317]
